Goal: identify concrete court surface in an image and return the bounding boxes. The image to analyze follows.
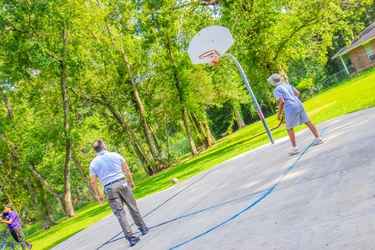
[52,108,375,250]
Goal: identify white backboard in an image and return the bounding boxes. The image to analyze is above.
[188,26,234,64]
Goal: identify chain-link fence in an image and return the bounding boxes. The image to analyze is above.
[300,67,354,100]
[315,69,351,90]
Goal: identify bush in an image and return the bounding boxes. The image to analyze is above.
[296,78,313,93]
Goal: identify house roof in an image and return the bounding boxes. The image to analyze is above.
[332,21,375,59]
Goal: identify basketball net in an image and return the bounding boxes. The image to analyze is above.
[199,49,220,66]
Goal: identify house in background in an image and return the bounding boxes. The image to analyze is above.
[332,21,375,74]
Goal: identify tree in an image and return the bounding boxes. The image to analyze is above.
[136,0,226,155]
[0,84,57,228]
[0,0,100,218]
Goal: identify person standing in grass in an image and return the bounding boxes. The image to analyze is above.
[0,204,32,250]
[268,73,324,155]
[90,140,148,247]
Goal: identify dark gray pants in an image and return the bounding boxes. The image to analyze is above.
[11,227,30,250]
[104,180,146,238]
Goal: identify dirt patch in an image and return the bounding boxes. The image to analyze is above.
[308,102,337,115]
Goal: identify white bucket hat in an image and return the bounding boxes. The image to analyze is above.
[268,73,285,86]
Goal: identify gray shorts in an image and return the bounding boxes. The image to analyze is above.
[285,109,310,129]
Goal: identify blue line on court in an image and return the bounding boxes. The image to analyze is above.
[104,188,271,244]
[147,188,270,229]
[169,127,328,249]
[96,171,214,249]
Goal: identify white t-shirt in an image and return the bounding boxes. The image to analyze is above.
[273,84,304,115]
[90,151,126,186]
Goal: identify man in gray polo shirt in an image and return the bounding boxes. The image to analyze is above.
[90,140,148,247]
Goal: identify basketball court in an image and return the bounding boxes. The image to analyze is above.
[52,107,375,250]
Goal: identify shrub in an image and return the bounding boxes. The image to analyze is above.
[296,78,313,93]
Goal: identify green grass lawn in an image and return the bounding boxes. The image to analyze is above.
[25,68,375,249]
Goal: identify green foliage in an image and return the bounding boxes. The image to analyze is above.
[23,221,43,238]
[27,203,112,250]
[206,101,233,138]
[296,78,313,93]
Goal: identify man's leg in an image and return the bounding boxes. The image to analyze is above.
[305,121,319,138]
[287,128,297,147]
[11,228,30,250]
[119,183,147,230]
[107,197,134,238]
[106,183,140,247]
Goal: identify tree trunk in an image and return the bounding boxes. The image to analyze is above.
[189,113,214,149]
[170,50,197,154]
[59,25,75,218]
[107,102,155,175]
[0,88,14,120]
[36,180,56,229]
[72,156,97,201]
[234,109,246,129]
[96,0,161,168]
[149,123,162,150]
[151,16,198,156]
[167,37,198,155]
[200,0,222,5]
[182,106,198,155]
[29,162,66,214]
[119,45,159,158]
[25,177,43,221]
[68,88,155,175]
[204,122,215,147]
[198,119,214,149]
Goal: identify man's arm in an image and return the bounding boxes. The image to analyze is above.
[122,161,135,190]
[277,97,285,121]
[90,175,104,204]
[0,218,12,225]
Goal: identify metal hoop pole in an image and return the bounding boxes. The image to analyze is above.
[223,53,275,144]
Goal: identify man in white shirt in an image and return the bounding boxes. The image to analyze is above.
[90,140,148,247]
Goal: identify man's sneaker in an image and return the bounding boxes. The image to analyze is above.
[313,138,324,146]
[289,148,300,155]
[127,236,140,247]
[29,244,33,249]
[140,227,149,235]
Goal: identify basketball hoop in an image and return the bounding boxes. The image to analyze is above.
[198,49,220,66]
[188,26,233,65]
[188,26,275,144]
